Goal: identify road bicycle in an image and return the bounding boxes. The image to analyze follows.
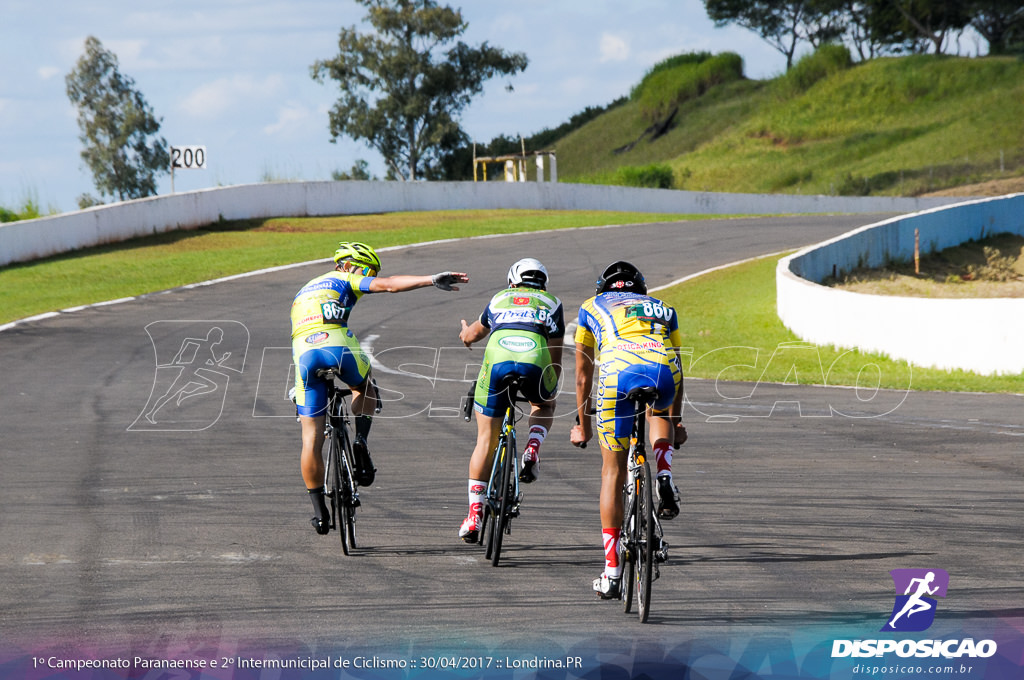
[317,368,381,555]
[462,378,524,567]
[618,385,670,622]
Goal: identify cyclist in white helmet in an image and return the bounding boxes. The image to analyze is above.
[291,241,467,535]
[456,258,564,543]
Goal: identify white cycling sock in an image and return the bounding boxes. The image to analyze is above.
[468,479,486,516]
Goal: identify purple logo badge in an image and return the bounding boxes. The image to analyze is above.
[882,569,949,632]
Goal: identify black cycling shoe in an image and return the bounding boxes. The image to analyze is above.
[352,436,376,487]
[657,475,680,520]
[593,574,621,599]
[519,457,538,484]
[310,515,330,535]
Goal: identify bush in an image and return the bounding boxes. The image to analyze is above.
[633,52,745,122]
[613,163,675,189]
[776,44,853,97]
[0,196,45,222]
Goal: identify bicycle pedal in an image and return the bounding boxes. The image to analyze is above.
[351,495,361,508]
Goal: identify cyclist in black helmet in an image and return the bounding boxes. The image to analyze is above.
[456,257,564,543]
[570,260,687,598]
[291,241,467,535]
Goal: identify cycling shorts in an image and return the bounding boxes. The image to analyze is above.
[474,329,557,418]
[292,327,370,417]
[595,359,679,453]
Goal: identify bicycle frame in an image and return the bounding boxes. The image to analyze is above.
[477,378,525,566]
[619,388,668,621]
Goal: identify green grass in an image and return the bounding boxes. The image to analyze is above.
[557,52,1024,196]
[0,210,702,324]
[657,254,1024,392]
[4,209,1018,392]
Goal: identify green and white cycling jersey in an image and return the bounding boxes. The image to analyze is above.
[478,287,565,345]
[472,287,565,416]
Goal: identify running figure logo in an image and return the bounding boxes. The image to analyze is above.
[130,321,248,431]
[882,568,949,632]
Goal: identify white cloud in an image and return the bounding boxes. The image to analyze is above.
[37,66,62,80]
[263,102,312,137]
[599,32,630,63]
[178,74,285,119]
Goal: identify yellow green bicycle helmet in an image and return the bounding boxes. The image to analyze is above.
[333,241,382,272]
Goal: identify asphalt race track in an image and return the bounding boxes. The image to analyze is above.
[1,215,1022,675]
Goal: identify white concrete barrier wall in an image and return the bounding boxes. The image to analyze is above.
[0,180,964,267]
[777,193,1024,376]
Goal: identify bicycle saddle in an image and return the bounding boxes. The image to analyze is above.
[625,385,659,405]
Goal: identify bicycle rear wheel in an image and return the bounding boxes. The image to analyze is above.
[620,480,636,613]
[339,427,358,551]
[636,459,655,622]
[327,429,349,556]
[489,436,514,567]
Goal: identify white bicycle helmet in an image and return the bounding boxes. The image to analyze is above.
[507,258,548,290]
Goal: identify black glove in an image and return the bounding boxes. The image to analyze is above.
[432,272,459,291]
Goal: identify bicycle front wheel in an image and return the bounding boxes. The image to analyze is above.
[327,430,349,556]
[636,459,655,622]
[489,436,513,567]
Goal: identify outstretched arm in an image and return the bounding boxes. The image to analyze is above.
[368,272,468,293]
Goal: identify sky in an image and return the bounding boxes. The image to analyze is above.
[0,0,796,214]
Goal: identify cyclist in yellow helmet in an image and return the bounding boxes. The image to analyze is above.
[291,241,468,535]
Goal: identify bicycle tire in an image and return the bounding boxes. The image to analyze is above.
[338,426,357,551]
[636,458,655,622]
[327,429,349,556]
[482,438,501,559]
[490,435,514,567]
[620,477,636,613]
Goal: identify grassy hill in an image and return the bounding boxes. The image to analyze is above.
[552,49,1024,197]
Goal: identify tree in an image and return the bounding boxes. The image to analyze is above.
[311,0,528,181]
[890,0,971,54]
[65,36,169,205]
[704,0,848,70]
[969,0,1024,54]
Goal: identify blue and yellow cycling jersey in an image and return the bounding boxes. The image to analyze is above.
[290,270,375,416]
[576,291,682,451]
[290,270,374,340]
[575,291,681,359]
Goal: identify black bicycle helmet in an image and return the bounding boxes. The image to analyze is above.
[595,260,646,294]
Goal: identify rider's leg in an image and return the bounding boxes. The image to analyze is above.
[520,400,554,483]
[649,410,680,519]
[599,444,627,574]
[649,410,673,477]
[461,413,500,541]
[300,413,330,533]
[594,444,627,597]
[348,375,377,486]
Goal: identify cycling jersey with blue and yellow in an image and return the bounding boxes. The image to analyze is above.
[575,291,682,451]
[575,291,681,362]
[290,270,374,339]
[290,270,375,416]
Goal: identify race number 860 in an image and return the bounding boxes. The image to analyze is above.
[170,146,207,169]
